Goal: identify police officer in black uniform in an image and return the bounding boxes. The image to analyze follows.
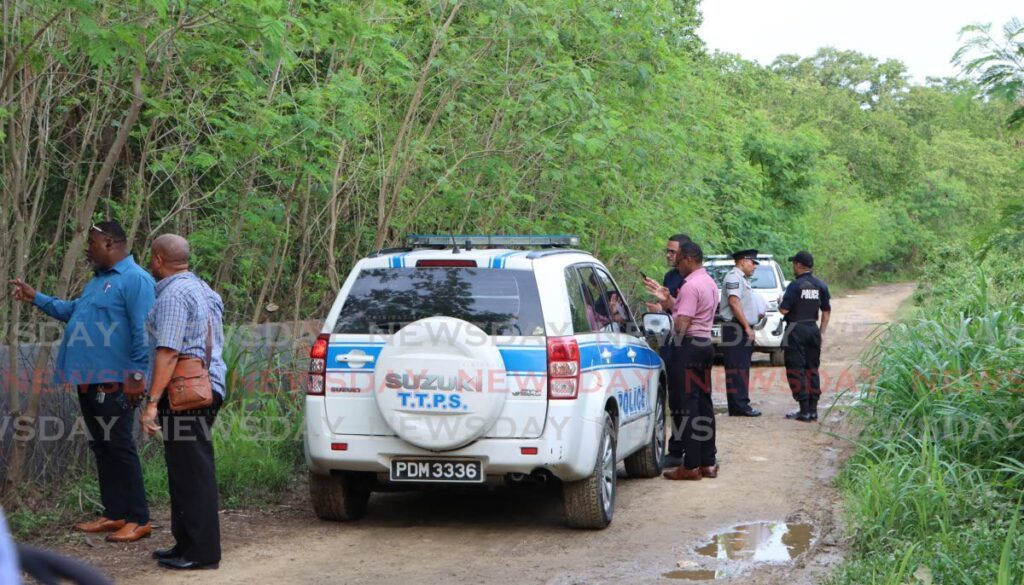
[778,251,831,422]
[643,233,690,467]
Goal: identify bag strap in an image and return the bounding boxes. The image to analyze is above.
[204,317,212,370]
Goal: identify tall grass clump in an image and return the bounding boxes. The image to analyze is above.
[830,247,1024,584]
[141,326,305,509]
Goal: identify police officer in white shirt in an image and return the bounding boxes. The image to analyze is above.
[719,249,762,417]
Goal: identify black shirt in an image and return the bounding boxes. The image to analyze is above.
[663,268,684,299]
[780,272,831,323]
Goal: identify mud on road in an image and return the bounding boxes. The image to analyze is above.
[57,283,916,585]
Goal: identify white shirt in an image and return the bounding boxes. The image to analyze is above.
[719,267,760,325]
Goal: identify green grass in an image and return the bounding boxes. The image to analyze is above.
[9,334,304,541]
[829,267,1024,584]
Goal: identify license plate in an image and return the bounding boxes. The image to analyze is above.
[711,326,722,339]
[390,459,484,483]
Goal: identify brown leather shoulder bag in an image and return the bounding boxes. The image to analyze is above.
[167,319,214,412]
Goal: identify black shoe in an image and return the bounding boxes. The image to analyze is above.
[731,409,761,417]
[662,453,684,468]
[794,412,816,423]
[785,410,802,419]
[158,558,219,570]
[152,547,182,560]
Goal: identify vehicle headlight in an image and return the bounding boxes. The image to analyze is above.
[767,300,779,311]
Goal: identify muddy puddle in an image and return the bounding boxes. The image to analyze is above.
[663,521,815,580]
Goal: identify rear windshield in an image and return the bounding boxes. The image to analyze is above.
[333,267,545,336]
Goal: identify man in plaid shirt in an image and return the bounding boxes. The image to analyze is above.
[140,233,226,571]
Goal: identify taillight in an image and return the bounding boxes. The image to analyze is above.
[547,337,580,399]
[308,334,329,396]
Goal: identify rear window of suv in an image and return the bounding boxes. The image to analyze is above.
[333,267,546,336]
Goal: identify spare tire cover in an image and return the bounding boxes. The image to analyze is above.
[374,317,507,450]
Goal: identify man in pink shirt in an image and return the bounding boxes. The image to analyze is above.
[649,241,720,481]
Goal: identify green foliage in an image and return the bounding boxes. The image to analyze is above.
[139,394,302,510]
[831,210,1024,583]
[955,18,1024,129]
[6,0,1023,324]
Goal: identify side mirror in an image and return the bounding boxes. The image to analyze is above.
[642,313,671,337]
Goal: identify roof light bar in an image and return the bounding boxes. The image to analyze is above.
[405,234,580,248]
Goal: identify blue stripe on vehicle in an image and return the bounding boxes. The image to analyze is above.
[488,251,515,269]
[502,251,529,268]
[582,363,661,373]
[499,348,547,373]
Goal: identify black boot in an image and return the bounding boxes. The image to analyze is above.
[787,400,815,422]
[808,397,819,421]
[785,400,807,419]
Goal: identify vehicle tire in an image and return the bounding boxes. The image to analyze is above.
[770,350,785,367]
[563,412,616,529]
[309,471,370,521]
[624,388,665,478]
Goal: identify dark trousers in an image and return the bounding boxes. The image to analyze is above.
[784,322,822,403]
[77,385,149,524]
[721,322,753,413]
[659,343,685,457]
[158,394,223,564]
[667,337,717,469]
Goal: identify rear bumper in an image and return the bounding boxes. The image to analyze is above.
[710,312,784,351]
[304,397,604,483]
[752,312,783,351]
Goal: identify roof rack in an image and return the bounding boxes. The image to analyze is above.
[405,234,581,249]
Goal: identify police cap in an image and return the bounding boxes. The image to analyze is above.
[788,250,814,268]
[731,249,759,265]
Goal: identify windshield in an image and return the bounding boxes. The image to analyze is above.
[704,264,779,290]
[333,267,545,336]
[751,265,778,289]
[705,265,732,288]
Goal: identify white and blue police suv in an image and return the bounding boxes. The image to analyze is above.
[304,235,667,529]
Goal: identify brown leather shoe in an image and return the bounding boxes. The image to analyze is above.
[663,466,703,480]
[106,522,152,543]
[74,517,125,533]
[699,464,719,478]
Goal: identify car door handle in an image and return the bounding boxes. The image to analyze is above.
[336,352,375,365]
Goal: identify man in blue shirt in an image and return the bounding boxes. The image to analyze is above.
[140,233,226,571]
[9,221,154,543]
[0,508,18,585]
[643,233,690,468]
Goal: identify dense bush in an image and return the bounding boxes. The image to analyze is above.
[832,233,1024,583]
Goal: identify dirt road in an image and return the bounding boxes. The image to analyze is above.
[61,283,916,584]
